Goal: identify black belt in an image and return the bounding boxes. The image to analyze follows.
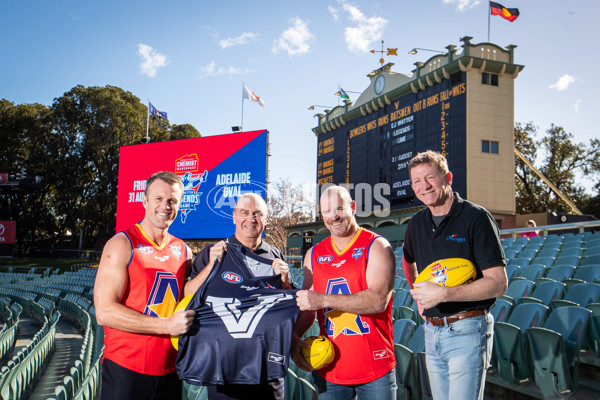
[426,310,486,327]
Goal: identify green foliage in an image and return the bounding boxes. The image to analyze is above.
[514,122,600,217]
[0,85,201,253]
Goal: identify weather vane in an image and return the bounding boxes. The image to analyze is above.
[370,40,397,65]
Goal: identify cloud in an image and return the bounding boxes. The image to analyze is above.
[198,60,249,79]
[575,99,582,112]
[442,0,480,12]
[272,17,315,56]
[328,6,339,21]
[137,44,169,78]
[219,32,259,49]
[548,74,576,91]
[337,0,388,54]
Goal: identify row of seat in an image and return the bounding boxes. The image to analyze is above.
[0,300,20,362]
[0,303,58,400]
[491,304,595,397]
[502,231,600,249]
[0,268,102,400]
[51,296,103,400]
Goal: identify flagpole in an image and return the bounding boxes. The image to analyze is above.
[488,1,491,42]
[241,83,245,132]
[146,99,150,143]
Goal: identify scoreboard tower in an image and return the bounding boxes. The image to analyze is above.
[287,36,523,254]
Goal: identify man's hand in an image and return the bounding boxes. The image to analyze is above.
[166,309,195,336]
[410,281,446,311]
[290,333,314,372]
[296,290,324,311]
[272,259,291,288]
[209,241,228,264]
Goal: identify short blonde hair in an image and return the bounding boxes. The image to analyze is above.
[408,150,449,177]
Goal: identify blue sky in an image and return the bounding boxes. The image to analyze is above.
[2,0,598,193]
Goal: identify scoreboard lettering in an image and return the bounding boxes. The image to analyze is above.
[316,72,467,211]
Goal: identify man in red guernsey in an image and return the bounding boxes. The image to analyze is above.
[291,185,397,399]
[94,171,195,400]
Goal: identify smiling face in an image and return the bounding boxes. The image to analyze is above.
[233,194,268,245]
[320,187,358,238]
[142,179,183,230]
[409,162,453,212]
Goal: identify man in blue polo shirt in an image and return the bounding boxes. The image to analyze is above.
[402,150,507,400]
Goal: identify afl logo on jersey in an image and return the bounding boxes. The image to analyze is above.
[222,272,243,284]
[137,245,154,255]
[317,255,334,264]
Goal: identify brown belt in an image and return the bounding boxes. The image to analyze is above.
[426,310,486,327]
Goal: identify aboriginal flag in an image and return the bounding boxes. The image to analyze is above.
[490,1,519,22]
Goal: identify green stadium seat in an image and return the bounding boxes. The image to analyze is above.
[537,248,560,258]
[517,264,545,282]
[513,237,529,247]
[526,306,591,397]
[518,280,565,305]
[586,303,600,356]
[394,343,421,400]
[561,279,586,295]
[531,256,556,269]
[517,249,538,260]
[545,265,575,282]
[553,255,581,268]
[493,303,548,384]
[490,299,513,323]
[551,282,600,309]
[499,279,535,305]
[183,380,208,400]
[573,265,600,283]
[508,258,531,268]
[580,254,600,266]
[504,264,520,282]
[393,319,416,345]
[393,289,413,309]
[528,236,545,246]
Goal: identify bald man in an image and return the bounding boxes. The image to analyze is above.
[291,185,397,400]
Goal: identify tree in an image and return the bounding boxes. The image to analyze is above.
[265,178,315,252]
[514,123,600,216]
[0,85,202,254]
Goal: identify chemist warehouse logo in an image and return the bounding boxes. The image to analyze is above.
[207,176,265,219]
[176,154,209,224]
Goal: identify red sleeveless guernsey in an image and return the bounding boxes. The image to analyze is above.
[103,224,187,375]
[312,228,395,384]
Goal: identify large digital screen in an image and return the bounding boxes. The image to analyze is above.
[116,130,268,239]
[317,72,467,213]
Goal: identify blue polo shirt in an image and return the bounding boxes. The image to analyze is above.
[403,193,506,318]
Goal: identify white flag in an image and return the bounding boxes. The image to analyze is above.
[242,84,266,108]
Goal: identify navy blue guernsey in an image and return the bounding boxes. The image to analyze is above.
[176,243,300,386]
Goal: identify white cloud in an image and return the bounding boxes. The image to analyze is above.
[272,17,315,56]
[137,44,168,78]
[549,74,576,91]
[575,99,582,112]
[198,60,249,79]
[442,0,480,12]
[328,6,339,21]
[219,32,259,49]
[338,0,388,54]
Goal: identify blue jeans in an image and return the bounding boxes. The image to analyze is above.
[312,368,397,400]
[423,312,494,400]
